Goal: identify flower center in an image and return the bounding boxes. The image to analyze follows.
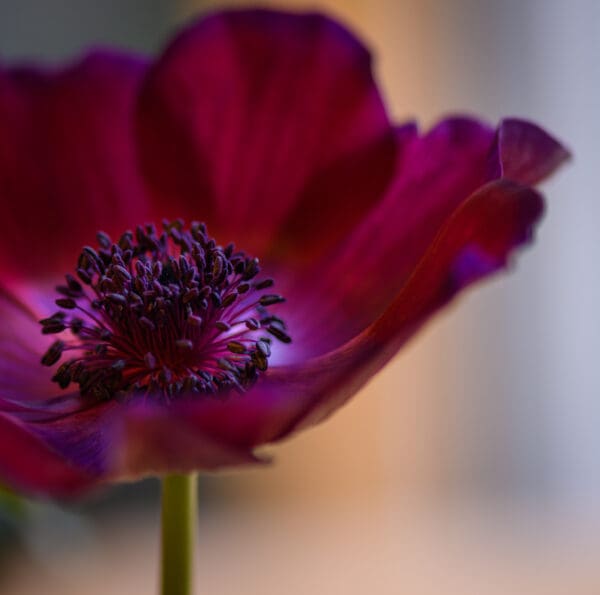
[40,220,290,402]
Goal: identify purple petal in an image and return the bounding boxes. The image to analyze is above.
[0,181,545,489]
[0,51,149,280]
[277,179,545,436]
[0,282,58,402]
[0,411,97,497]
[121,180,543,457]
[114,402,262,478]
[137,9,395,259]
[281,117,496,353]
[489,118,571,184]
[0,286,118,488]
[0,393,264,494]
[281,117,569,355]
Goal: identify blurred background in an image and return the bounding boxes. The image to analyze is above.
[0,0,599,593]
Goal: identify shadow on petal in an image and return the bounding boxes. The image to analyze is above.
[0,412,98,498]
[114,401,263,480]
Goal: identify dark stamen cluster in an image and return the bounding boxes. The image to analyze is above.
[40,220,290,402]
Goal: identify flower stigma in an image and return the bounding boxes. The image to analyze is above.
[40,220,291,402]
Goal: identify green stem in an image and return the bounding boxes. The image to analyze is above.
[161,473,197,595]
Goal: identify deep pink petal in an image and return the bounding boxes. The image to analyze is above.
[0,289,119,490]
[0,12,570,494]
[0,393,262,494]
[0,282,58,402]
[0,280,261,488]
[0,279,260,491]
[0,411,97,498]
[289,180,545,433]
[114,402,262,478]
[0,180,545,489]
[280,117,496,353]
[489,118,572,185]
[137,9,396,259]
[281,118,569,354]
[160,180,544,452]
[19,399,117,476]
[0,51,149,280]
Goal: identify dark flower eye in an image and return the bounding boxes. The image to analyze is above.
[40,221,290,402]
[0,9,569,497]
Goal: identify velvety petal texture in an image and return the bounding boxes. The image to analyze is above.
[137,10,397,260]
[0,9,570,497]
[0,52,148,279]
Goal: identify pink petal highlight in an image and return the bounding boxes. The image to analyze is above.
[0,283,58,402]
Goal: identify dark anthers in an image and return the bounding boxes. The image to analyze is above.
[40,220,291,402]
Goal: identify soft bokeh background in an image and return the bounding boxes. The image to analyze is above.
[1,0,599,593]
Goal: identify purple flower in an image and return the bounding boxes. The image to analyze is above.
[0,9,569,497]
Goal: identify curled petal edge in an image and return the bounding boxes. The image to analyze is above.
[278,180,544,438]
[284,178,545,435]
[165,179,545,454]
[490,118,571,185]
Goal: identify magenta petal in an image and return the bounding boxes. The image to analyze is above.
[25,401,119,477]
[0,393,262,495]
[0,411,97,497]
[490,118,571,185]
[335,116,496,284]
[280,179,545,436]
[0,10,569,495]
[174,180,544,452]
[282,117,496,352]
[282,117,569,353]
[137,9,395,258]
[0,51,149,279]
[114,402,262,478]
[266,122,400,267]
[0,182,550,490]
[0,283,59,402]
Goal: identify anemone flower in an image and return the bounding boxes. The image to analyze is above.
[0,8,568,594]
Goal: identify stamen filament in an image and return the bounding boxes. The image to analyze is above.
[40,220,290,402]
